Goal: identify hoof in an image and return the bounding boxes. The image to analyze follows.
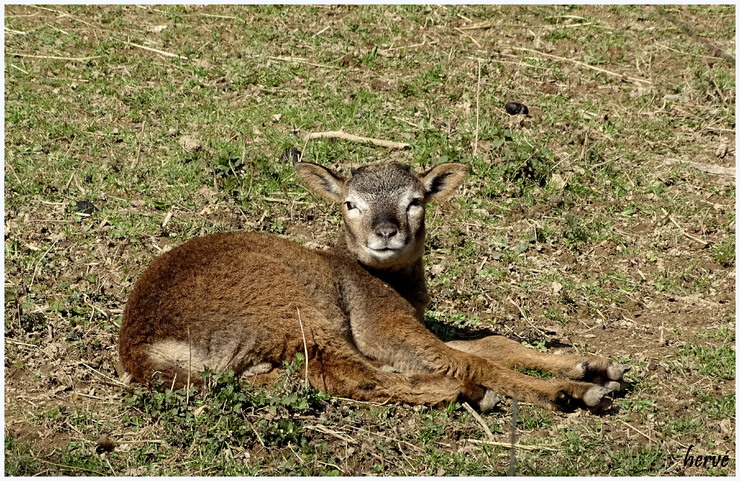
[555,390,576,411]
[478,389,503,412]
[607,363,631,381]
[588,396,614,413]
[604,380,623,392]
[583,385,609,407]
[574,360,590,378]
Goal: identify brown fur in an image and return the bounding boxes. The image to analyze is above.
[119,161,628,411]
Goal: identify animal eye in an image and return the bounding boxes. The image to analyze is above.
[345,201,357,210]
[407,198,422,210]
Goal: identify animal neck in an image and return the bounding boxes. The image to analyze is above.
[334,230,430,320]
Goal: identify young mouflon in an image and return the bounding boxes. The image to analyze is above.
[119,161,628,411]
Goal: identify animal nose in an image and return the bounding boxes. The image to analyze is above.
[374,223,398,239]
[372,211,400,240]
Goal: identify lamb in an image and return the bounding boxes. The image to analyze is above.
[119,161,628,411]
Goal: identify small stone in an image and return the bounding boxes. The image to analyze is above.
[549,173,567,190]
[124,467,147,476]
[429,264,445,277]
[715,142,728,158]
[71,200,96,215]
[720,418,732,434]
[548,194,565,208]
[505,101,529,115]
[370,78,394,91]
[339,53,358,67]
[198,185,216,201]
[178,134,201,153]
[96,434,116,453]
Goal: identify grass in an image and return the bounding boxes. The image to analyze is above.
[679,340,735,381]
[4,4,735,476]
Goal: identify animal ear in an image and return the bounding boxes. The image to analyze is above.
[419,163,469,203]
[295,162,346,203]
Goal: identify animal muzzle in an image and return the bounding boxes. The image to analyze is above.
[368,212,407,251]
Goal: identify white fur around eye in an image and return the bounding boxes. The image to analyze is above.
[344,196,367,217]
[407,205,423,218]
[406,198,422,211]
[399,194,424,218]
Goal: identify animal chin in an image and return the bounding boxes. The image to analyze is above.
[363,245,408,264]
[367,247,399,259]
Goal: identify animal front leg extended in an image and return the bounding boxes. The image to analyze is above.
[351,312,614,411]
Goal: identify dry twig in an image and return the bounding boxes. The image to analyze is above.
[186,326,192,405]
[29,240,58,287]
[379,39,438,54]
[668,215,709,247]
[296,307,310,389]
[80,362,128,387]
[618,419,657,444]
[663,158,735,177]
[29,5,97,29]
[304,424,357,444]
[516,47,651,84]
[267,55,340,70]
[508,395,518,476]
[507,297,547,337]
[8,52,101,61]
[462,402,495,441]
[467,439,558,452]
[457,21,496,31]
[9,64,29,74]
[196,13,242,21]
[454,27,482,48]
[124,41,188,60]
[473,58,482,157]
[302,131,410,150]
[6,339,38,348]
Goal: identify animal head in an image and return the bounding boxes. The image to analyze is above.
[296,161,468,270]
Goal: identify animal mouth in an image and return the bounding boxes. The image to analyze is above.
[365,245,404,259]
[367,238,406,251]
[365,238,411,262]
[368,247,398,256]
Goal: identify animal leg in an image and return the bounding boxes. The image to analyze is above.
[350,312,621,411]
[305,348,498,411]
[472,358,617,411]
[446,335,629,391]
